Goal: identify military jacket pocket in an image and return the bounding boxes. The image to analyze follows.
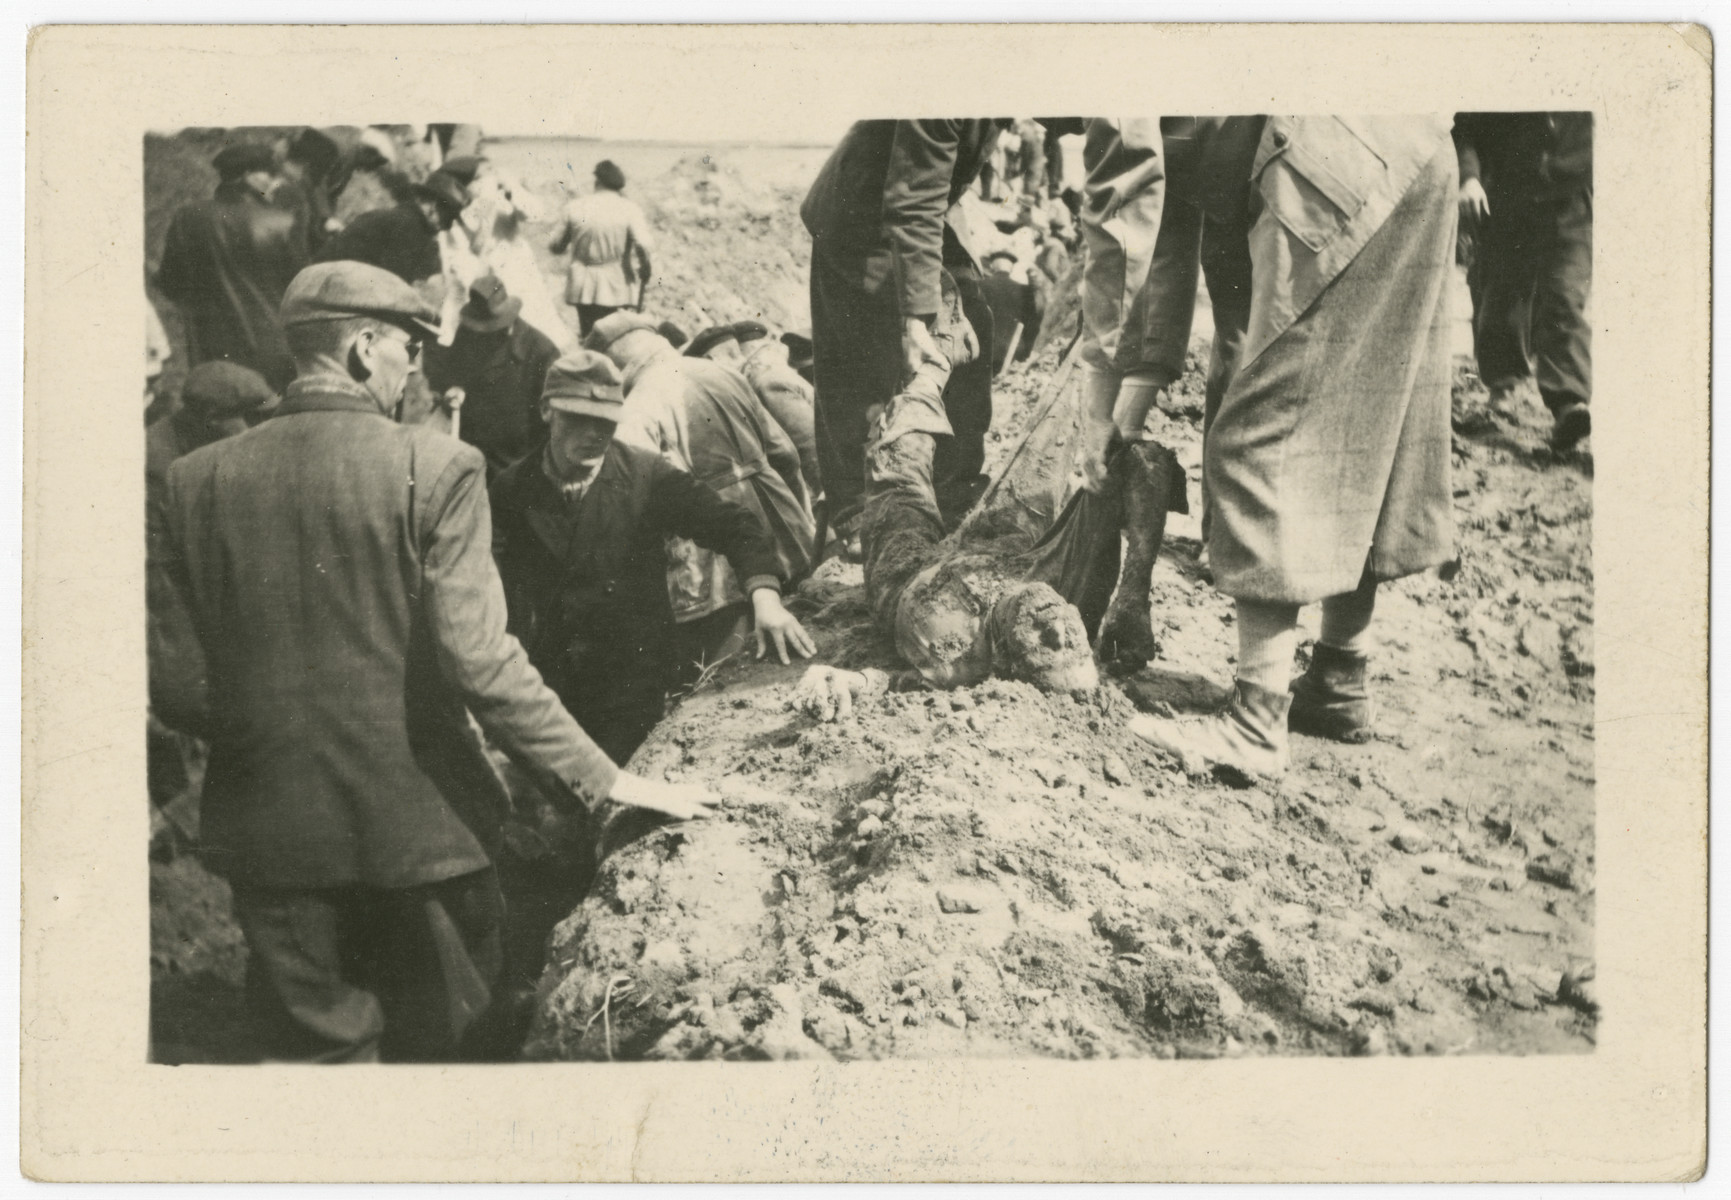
[1257,117,1388,253]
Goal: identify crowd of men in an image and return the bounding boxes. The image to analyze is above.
[146,114,1591,1063]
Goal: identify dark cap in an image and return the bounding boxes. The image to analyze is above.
[411,170,470,215]
[542,350,625,420]
[439,155,487,186]
[286,128,341,179]
[279,261,441,335]
[656,320,689,349]
[181,361,278,419]
[594,159,626,190]
[685,324,741,359]
[582,310,660,352]
[213,143,276,181]
[780,329,814,371]
[458,275,522,333]
[730,320,770,345]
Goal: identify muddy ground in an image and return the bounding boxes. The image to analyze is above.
[148,136,1594,1063]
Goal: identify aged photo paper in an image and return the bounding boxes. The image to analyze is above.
[21,22,1708,1181]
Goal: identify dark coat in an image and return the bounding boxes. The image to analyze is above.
[1454,112,1593,200]
[314,202,442,283]
[151,373,619,889]
[154,181,307,391]
[489,441,781,761]
[423,321,562,478]
[801,119,1004,316]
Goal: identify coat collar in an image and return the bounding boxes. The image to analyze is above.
[275,373,392,418]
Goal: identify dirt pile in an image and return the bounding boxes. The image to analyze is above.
[635,154,813,335]
[525,350,1596,1062]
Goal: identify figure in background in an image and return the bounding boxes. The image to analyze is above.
[154,141,306,392]
[449,156,577,351]
[550,160,654,335]
[802,119,1006,542]
[584,314,817,679]
[275,127,345,256]
[1454,112,1593,452]
[422,274,562,480]
[315,168,470,288]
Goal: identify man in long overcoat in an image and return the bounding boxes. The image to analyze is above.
[150,262,714,1063]
[1093,116,1459,779]
[154,142,308,392]
[801,119,1006,533]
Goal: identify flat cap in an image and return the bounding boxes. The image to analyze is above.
[279,261,441,334]
[213,143,276,180]
[730,320,770,345]
[542,350,625,420]
[594,159,627,190]
[684,324,741,359]
[181,361,278,418]
[582,310,660,352]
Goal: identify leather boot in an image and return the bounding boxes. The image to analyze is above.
[1288,642,1374,743]
[1129,679,1292,781]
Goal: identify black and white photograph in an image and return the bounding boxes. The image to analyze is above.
[21,20,1708,1183]
[144,112,1599,1064]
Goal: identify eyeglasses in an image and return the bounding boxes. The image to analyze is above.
[375,327,424,363]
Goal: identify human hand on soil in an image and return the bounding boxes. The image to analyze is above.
[753,588,817,664]
[795,666,889,721]
[608,771,719,821]
[1458,178,1490,225]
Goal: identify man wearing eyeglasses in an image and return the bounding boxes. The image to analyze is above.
[148,261,718,1063]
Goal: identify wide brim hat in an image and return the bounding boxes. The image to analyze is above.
[459,275,523,333]
[684,325,740,359]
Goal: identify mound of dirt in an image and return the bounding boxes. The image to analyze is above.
[524,353,1596,1063]
[635,155,813,336]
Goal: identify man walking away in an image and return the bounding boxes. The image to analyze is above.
[550,160,655,334]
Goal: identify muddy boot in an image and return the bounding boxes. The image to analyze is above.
[1096,442,1184,674]
[1288,642,1375,743]
[1129,679,1292,782]
[1550,402,1591,453]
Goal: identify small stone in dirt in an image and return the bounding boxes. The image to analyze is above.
[1351,1025,1390,1056]
[1101,753,1131,785]
[1392,826,1433,854]
[1525,851,1578,891]
[858,798,889,819]
[937,887,986,914]
[950,692,975,711]
[1557,965,1598,1015]
[856,815,884,837]
[936,1006,967,1028]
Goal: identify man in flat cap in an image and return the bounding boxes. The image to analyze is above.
[491,346,813,769]
[549,160,655,335]
[314,168,470,287]
[154,140,307,392]
[144,361,278,860]
[422,274,562,479]
[584,313,817,678]
[149,261,716,1063]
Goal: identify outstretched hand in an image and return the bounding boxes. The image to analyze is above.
[752,588,817,664]
[608,771,719,821]
[796,665,873,722]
